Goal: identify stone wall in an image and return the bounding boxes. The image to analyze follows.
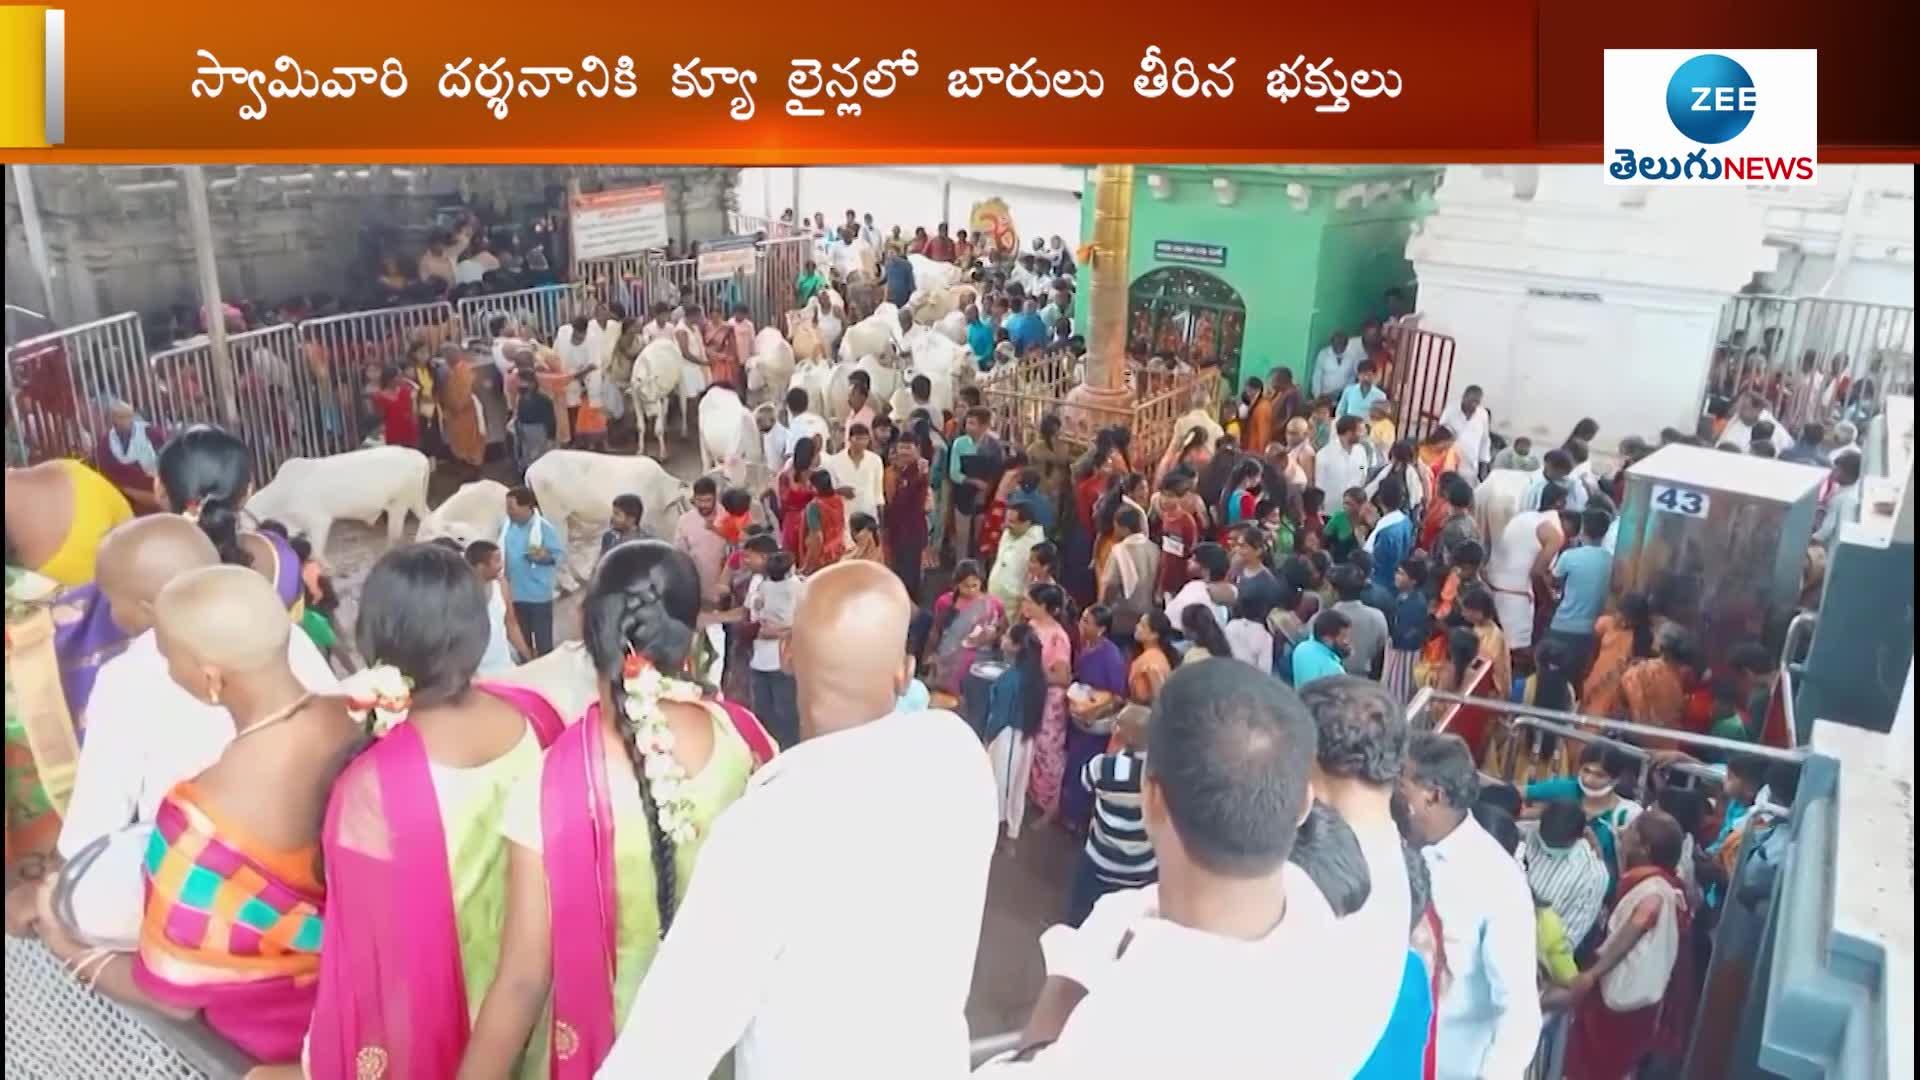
[4,166,736,339]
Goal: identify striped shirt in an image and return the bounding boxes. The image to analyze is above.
[1522,831,1610,947]
[1083,751,1155,885]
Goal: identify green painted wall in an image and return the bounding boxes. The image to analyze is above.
[1076,166,1437,393]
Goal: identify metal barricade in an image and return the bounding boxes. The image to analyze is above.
[4,313,149,465]
[1384,323,1456,445]
[754,235,814,330]
[297,301,459,454]
[645,256,735,323]
[1706,294,1916,431]
[149,324,309,482]
[456,284,592,343]
[574,256,650,317]
[727,210,815,240]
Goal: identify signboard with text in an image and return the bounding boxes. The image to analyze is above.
[697,238,758,281]
[570,184,669,262]
[1154,240,1228,268]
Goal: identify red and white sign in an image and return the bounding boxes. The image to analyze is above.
[570,184,670,261]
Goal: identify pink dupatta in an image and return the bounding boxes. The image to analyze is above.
[539,695,774,1077]
[308,684,566,1079]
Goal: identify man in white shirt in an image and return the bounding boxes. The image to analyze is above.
[826,424,886,520]
[50,516,337,944]
[784,387,831,463]
[1312,330,1365,399]
[1437,384,1493,483]
[1719,391,1794,454]
[1315,415,1373,500]
[599,561,996,1080]
[977,660,1388,1078]
[1522,448,1589,513]
[553,315,595,414]
[1399,732,1541,1080]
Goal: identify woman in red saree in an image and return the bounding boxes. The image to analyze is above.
[299,545,566,1080]
[775,436,821,558]
[973,450,1028,562]
[369,366,420,448]
[801,470,849,574]
[459,542,771,1079]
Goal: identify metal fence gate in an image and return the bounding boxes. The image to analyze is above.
[1384,323,1457,445]
[148,324,311,481]
[5,314,150,465]
[1706,294,1916,432]
[456,284,595,343]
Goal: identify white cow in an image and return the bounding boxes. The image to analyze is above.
[524,450,691,586]
[932,309,969,345]
[907,283,979,327]
[630,337,686,460]
[415,478,509,550]
[890,331,970,421]
[246,445,431,560]
[838,303,902,365]
[698,387,760,487]
[908,254,962,293]
[744,327,795,410]
[786,309,829,363]
[788,358,835,420]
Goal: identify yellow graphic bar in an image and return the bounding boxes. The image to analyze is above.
[0,7,61,148]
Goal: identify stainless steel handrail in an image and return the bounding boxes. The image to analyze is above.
[1502,714,1729,791]
[1780,611,1818,674]
[1413,689,1809,764]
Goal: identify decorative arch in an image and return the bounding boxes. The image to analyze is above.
[1127,267,1247,386]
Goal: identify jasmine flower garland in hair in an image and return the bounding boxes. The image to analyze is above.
[339,664,413,736]
[622,653,703,846]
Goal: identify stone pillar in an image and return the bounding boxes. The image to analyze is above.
[1407,166,1778,449]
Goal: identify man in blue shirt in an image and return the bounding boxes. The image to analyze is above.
[884,252,915,308]
[499,485,563,656]
[965,304,995,369]
[1337,359,1389,420]
[1542,508,1614,675]
[1291,608,1351,686]
[1005,297,1048,357]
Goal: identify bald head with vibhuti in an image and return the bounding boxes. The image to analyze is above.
[791,560,913,740]
[96,513,220,636]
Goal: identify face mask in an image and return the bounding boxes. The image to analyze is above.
[1579,777,1616,799]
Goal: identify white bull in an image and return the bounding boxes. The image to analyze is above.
[415,479,510,550]
[744,327,795,410]
[837,303,902,365]
[932,309,969,345]
[908,283,979,327]
[698,387,760,487]
[786,309,829,364]
[629,337,686,460]
[246,445,431,560]
[788,359,835,420]
[908,254,962,293]
[890,331,970,422]
[524,450,692,588]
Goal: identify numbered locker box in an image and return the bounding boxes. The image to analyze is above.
[1612,444,1827,677]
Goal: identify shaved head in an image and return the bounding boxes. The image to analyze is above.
[791,561,912,739]
[155,565,290,679]
[96,514,220,635]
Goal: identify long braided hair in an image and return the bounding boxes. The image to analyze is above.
[581,540,705,935]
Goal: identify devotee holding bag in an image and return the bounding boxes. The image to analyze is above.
[49,567,362,1064]
[294,545,566,1079]
[460,541,770,1079]
[978,661,1387,1077]
[598,561,996,1080]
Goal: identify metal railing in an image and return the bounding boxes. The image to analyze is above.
[148,324,311,482]
[1416,687,1808,765]
[1383,323,1457,445]
[4,314,152,464]
[1705,294,1915,433]
[456,283,595,343]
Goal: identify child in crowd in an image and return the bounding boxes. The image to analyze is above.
[743,538,803,747]
[847,512,884,563]
[1368,398,1397,458]
[1309,396,1336,450]
[1493,434,1540,472]
[511,369,556,475]
[1383,556,1432,703]
[1065,706,1154,927]
[1298,487,1328,547]
[715,486,754,545]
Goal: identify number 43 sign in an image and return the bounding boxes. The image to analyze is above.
[1651,484,1711,518]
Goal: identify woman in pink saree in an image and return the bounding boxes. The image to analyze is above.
[1020,583,1076,827]
[297,545,567,1079]
[459,541,769,1079]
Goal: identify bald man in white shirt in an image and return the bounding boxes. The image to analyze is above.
[598,562,996,1080]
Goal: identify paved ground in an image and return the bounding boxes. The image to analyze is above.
[317,443,1072,1041]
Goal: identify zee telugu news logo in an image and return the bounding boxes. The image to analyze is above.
[1609,52,1815,183]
